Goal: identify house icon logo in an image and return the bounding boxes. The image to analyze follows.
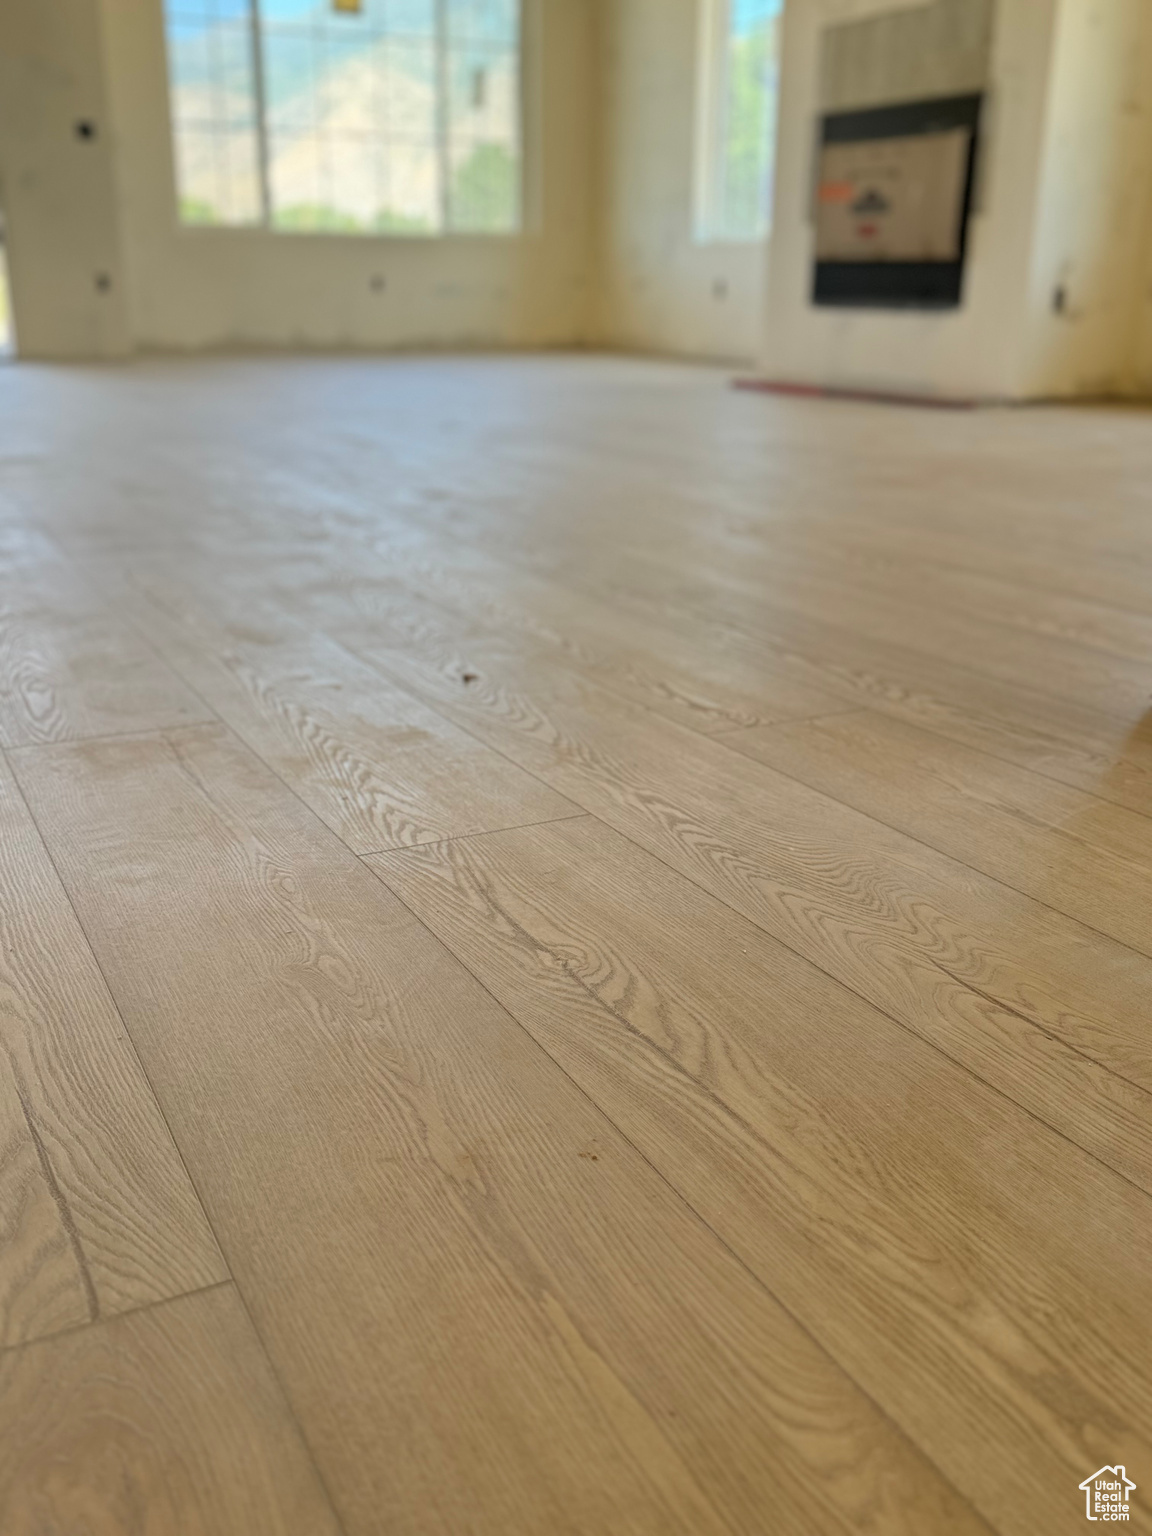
[1080,1466,1136,1521]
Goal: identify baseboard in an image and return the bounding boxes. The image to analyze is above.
[734,376,985,410]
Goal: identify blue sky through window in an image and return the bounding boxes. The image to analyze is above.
[163,0,521,231]
[730,0,782,37]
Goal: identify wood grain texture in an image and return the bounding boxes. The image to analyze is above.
[0,1284,341,1536]
[0,568,212,747]
[371,815,1152,1536]
[505,540,1152,818]
[337,624,1152,1191]
[6,354,1152,1534]
[374,471,1152,819]
[0,750,225,1347]
[573,535,1152,722]
[727,708,1152,955]
[115,570,577,853]
[613,581,1152,814]
[0,1064,92,1346]
[251,529,851,736]
[12,722,986,1536]
[620,502,1152,666]
[768,537,1152,664]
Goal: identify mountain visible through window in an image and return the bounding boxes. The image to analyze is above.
[163,0,521,235]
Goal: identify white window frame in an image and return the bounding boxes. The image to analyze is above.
[694,0,731,243]
[694,0,777,244]
[165,0,526,238]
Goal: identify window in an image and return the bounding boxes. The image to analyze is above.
[696,0,781,242]
[0,233,12,356]
[163,0,522,234]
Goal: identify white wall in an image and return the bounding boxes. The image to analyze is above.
[755,0,1152,402]
[757,0,1062,401]
[0,0,132,358]
[103,0,597,353]
[1021,0,1152,397]
[593,0,768,362]
[4,0,599,356]
[9,0,1152,392]
[6,0,760,363]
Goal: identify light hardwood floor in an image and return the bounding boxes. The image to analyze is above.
[1,352,1150,1535]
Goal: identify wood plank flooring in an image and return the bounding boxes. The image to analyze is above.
[108,573,578,853]
[370,816,1150,1536]
[726,708,1152,955]
[1,352,1151,1535]
[13,723,979,1536]
[0,1285,342,1535]
[0,750,225,1347]
[0,565,214,747]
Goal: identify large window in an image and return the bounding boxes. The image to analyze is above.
[163,0,522,235]
[696,0,781,242]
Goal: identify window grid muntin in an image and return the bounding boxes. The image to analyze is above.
[163,0,521,235]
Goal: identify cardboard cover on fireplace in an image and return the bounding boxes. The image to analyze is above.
[812,93,982,309]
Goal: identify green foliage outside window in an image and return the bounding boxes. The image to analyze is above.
[722,17,777,238]
[451,143,517,232]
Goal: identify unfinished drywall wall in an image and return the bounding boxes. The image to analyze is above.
[1134,234,1152,395]
[820,0,992,113]
[7,0,1152,392]
[757,0,1063,400]
[755,0,1152,401]
[0,0,131,358]
[593,0,767,361]
[92,0,596,353]
[1020,0,1152,397]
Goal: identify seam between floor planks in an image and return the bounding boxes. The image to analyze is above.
[3,668,1035,1528]
[44,558,1152,1165]
[22,684,1053,1515]
[706,706,864,737]
[315,625,1152,974]
[9,353,1152,1529]
[202,522,1152,833]
[721,704,1152,828]
[110,577,583,853]
[315,630,1152,1182]
[0,738,352,1536]
[14,720,991,1536]
[101,541,1152,837]
[286,463,1152,722]
[354,810,594,856]
[363,815,1152,1200]
[15,614,1136,1523]
[105,502,1152,792]
[67,601,593,867]
[477,554,1152,787]
[362,811,1151,1534]
[0,1277,235,1359]
[367,856,999,1536]
[0,1281,348,1535]
[321,657,1146,1195]
[710,713,1152,969]
[0,739,230,1342]
[331,489,1152,740]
